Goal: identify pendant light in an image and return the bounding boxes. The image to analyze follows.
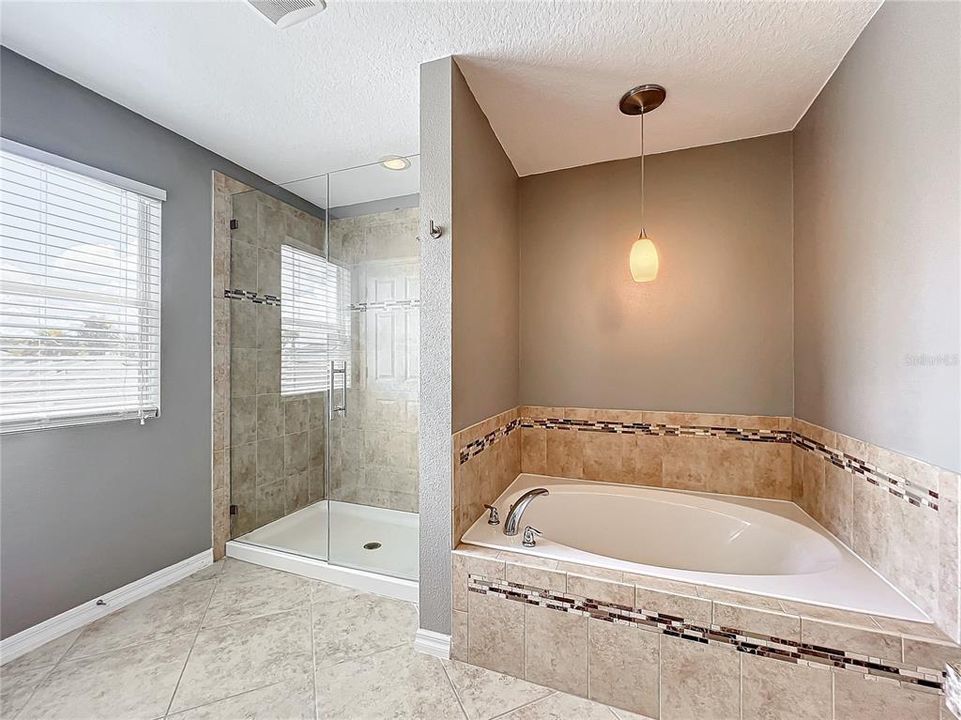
[619,84,666,282]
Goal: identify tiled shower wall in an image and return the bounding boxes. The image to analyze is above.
[452,406,961,643]
[326,208,420,513]
[226,188,327,538]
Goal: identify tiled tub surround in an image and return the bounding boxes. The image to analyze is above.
[452,545,958,720]
[452,406,961,642]
[452,407,521,543]
[326,208,420,514]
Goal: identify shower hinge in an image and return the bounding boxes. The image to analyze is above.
[229,219,239,230]
[229,504,238,516]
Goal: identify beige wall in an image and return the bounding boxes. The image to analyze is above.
[451,61,520,433]
[793,1,961,473]
[519,133,794,416]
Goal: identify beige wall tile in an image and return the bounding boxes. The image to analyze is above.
[852,478,939,619]
[635,586,712,626]
[660,634,740,720]
[708,438,757,497]
[795,419,836,447]
[741,654,831,720]
[580,431,637,484]
[821,462,854,545]
[937,470,960,643]
[695,586,783,612]
[624,573,700,598]
[800,619,901,662]
[524,604,588,696]
[555,561,623,582]
[661,436,709,492]
[713,603,800,642]
[567,574,634,607]
[902,636,961,671]
[778,601,880,631]
[754,442,792,499]
[520,427,547,475]
[546,428,582,477]
[451,610,468,663]
[834,673,940,720]
[505,556,566,593]
[451,553,468,612]
[632,435,664,487]
[587,619,658,717]
[454,546,506,580]
[468,591,524,678]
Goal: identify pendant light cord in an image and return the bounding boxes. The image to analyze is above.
[640,106,645,232]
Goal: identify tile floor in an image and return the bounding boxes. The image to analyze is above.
[1,559,651,720]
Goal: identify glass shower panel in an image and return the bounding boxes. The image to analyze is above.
[227,182,330,560]
[325,159,421,580]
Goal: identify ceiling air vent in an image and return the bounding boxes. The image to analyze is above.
[247,0,326,28]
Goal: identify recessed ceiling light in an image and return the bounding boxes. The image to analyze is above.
[380,156,411,171]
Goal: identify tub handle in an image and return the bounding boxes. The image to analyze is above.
[522,526,542,548]
[483,504,500,526]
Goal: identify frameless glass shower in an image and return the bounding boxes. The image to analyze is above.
[226,159,420,582]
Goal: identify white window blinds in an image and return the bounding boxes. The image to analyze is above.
[0,142,163,433]
[280,244,350,395]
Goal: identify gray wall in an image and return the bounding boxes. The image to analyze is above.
[793,1,961,473]
[519,133,795,416]
[451,63,520,433]
[0,48,322,638]
[418,57,454,635]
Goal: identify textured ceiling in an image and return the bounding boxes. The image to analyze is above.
[0,0,879,192]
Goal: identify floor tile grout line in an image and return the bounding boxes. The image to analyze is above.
[489,690,560,719]
[309,592,319,720]
[9,576,214,720]
[161,680,287,718]
[52,627,205,666]
[439,660,471,720]
[162,568,223,718]
[315,641,409,672]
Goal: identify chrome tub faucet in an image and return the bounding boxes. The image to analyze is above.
[503,487,549,536]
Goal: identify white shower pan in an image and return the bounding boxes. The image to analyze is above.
[226,500,419,603]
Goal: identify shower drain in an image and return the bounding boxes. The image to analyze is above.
[363,541,382,550]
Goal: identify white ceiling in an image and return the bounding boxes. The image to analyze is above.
[1,0,879,200]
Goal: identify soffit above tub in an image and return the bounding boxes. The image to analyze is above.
[0,0,880,189]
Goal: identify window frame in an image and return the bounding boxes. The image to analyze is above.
[0,139,165,434]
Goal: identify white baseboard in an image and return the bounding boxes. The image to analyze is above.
[0,549,213,666]
[226,540,418,603]
[413,628,451,659]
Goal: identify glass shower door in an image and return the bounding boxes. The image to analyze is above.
[227,181,330,561]
[324,160,421,580]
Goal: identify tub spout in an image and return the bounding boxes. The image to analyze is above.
[504,488,549,536]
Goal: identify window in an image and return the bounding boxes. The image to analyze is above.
[0,140,164,433]
[280,244,350,395]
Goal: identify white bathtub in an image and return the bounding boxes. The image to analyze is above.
[461,473,928,622]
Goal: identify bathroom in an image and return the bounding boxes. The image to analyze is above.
[0,2,958,719]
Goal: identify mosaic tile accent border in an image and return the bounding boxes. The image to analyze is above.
[224,288,281,306]
[348,299,421,312]
[458,415,789,464]
[793,434,939,511]
[455,412,939,513]
[468,575,944,694]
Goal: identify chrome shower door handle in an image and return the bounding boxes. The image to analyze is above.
[329,361,347,419]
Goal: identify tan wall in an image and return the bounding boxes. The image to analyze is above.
[451,61,520,433]
[518,133,794,416]
[793,0,961,473]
